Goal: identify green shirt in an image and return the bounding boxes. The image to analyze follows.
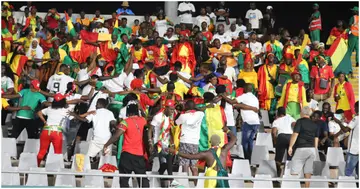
[116,26,132,41]
[17,89,46,119]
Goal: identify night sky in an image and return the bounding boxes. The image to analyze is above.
[9,1,359,42]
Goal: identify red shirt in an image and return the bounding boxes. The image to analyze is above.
[118,116,147,156]
[218,77,233,95]
[139,93,155,111]
[202,31,213,42]
[46,16,59,30]
[232,39,248,49]
[310,65,335,94]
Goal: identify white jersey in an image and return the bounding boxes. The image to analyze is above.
[47,73,74,94]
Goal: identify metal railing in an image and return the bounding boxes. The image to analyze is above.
[2,169,359,187]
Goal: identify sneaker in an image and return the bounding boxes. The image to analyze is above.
[170,180,182,188]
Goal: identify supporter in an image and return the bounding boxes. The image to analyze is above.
[69,98,116,160]
[202,73,217,95]
[195,8,211,29]
[214,2,230,26]
[310,54,335,103]
[75,11,90,29]
[115,17,132,40]
[206,6,217,30]
[15,29,34,52]
[328,109,349,148]
[39,30,55,53]
[277,71,308,120]
[8,45,28,92]
[132,19,140,35]
[153,12,174,37]
[169,127,236,188]
[309,3,322,43]
[92,20,109,34]
[18,7,29,27]
[349,6,359,67]
[279,53,296,81]
[317,43,332,65]
[243,22,254,39]
[26,38,43,62]
[272,107,296,177]
[334,72,356,123]
[45,8,60,30]
[216,84,236,134]
[307,89,319,112]
[147,37,168,68]
[116,1,135,15]
[294,49,310,87]
[175,100,204,185]
[245,3,263,32]
[20,59,39,89]
[36,93,68,165]
[225,23,239,40]
[149,99,179,187]
[177,1,196,30]
[218,57,236,83]
[263,32,283,62]
[46,64,75,97]
[2,80,47,139]
[247,32,263,69]
[171,33,196,74]
[326,20,347,46]
[211,24,231,44]
[235,17,246,34]
[238,60,258,91]
[209,38,236,69]
[91,10,104,24]
[258,53,278,119]
[312,111,330,154]
[288,106,318,188]
[164,27,179,48]
[333,101,358,177]
[321,102,333,122]
[193,32,211,70]
[173,61,192,88]
[263,6,276,33]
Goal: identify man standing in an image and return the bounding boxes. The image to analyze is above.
[195,8,211,28]
[175,100,204,185]
[178,1,196,30]
[349,6,359,67]
[277,71,308,120]
[116,1,135,15]
[171,34,196,75]
[288,106,319,188]
[309,3,322,43]
[214,2,230,26]
[245,3,263,32]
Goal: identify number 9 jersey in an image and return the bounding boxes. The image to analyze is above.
[46,72,75,101]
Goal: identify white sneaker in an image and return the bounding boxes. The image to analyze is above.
[170,180,181,188]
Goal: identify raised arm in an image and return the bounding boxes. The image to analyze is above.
[2,93,21,99]
[222,127,237,152]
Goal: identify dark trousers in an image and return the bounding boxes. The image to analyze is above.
[242,122,259,161]
[11,117,39,139]
[2,109,9,125]
[119,151,149,188]
[275,134,292,162]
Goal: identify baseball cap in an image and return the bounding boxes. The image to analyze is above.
[54,93,65,102]
[267,6,273,9]
[165,99,175,108]
[31,79,41,90]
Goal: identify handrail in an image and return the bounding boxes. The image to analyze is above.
[2,169,359,183]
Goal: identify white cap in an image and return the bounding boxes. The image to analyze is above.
[132,63,140,70]
[267,6,273,9]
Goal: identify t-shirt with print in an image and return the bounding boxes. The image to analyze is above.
[293,117,319,148]
[272,114,295,136]
[151,111,172,148]
[17,89,47,119]
[118,116,147,156]
[86,108,116,143]
[176,111,204,144]
[310,65,335,95]
[245,9,263,29]
[41,107,69,129]
[47,73,74,95]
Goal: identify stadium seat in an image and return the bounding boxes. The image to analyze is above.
[16,129,28,143]
[312,161,330,178]
[23,139,40,154]
[2,137,17,158]
[228,173,244,187]
[98,155,117,168]
[82,170,105,188]
[337,176,357,188]
[232,159,252,178]
[71,154,91,172]
[74,141,90,155]
[230,144,244,158]
[251,145,269,165]
[49,139,68,155]
[86,128,94,141]
[196,172,205,188]
[18,152,37,171]
[253,174,273,188]
[146,171,161,188]
[281,175,301,188]
[111,170,120,188]
[283,161,304,178]
[326,147,345,166]
[45,153,64,172]
[255,133,275,152]
[2,153,12,169]
[309,176,328,188]
[55,168,76,187]
[257,160,277,178]
[1,167,20,186]
[26,167,48,186]
[260,110,271,127]
[236,132,242,145]
[151,157,160,172]
[173,171,190,188]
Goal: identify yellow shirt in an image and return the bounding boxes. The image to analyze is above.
[76,18,90,26]
[179,45,192,74]
[17,37,33,52]
[160,81,189,100]
[238,71,258,89]
[264,65,277,99]
[2,98,9,109]
[42,49,68,64]
[210,44,237,67]
[278,82,308,107]
[336,83,351,111]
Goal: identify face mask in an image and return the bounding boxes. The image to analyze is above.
[334,114,343,120]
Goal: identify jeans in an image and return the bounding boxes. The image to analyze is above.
[345,152,359,177]
[241,122,260,160]
[227,126,237,142]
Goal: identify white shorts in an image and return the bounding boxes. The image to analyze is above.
[87,140,111,157]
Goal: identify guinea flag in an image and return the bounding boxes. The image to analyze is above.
[326,37,352,75]
[188,86,205,97]
[65,11,77,37]
[9,54,28,92]
[198,104,232,168]
[79,30,112,43]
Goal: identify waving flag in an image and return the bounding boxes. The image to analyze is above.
[79,30,112,43]
[327,37,352,75]
[65,11,77,37]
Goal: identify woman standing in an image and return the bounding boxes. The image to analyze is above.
[238,60,258,91]
[334,72,355,123]
[152,12,174,38]
[37,93,68,165]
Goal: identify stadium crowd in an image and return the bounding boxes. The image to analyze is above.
[1,1,359,188]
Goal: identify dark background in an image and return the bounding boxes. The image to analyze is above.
[9,1,358,42]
